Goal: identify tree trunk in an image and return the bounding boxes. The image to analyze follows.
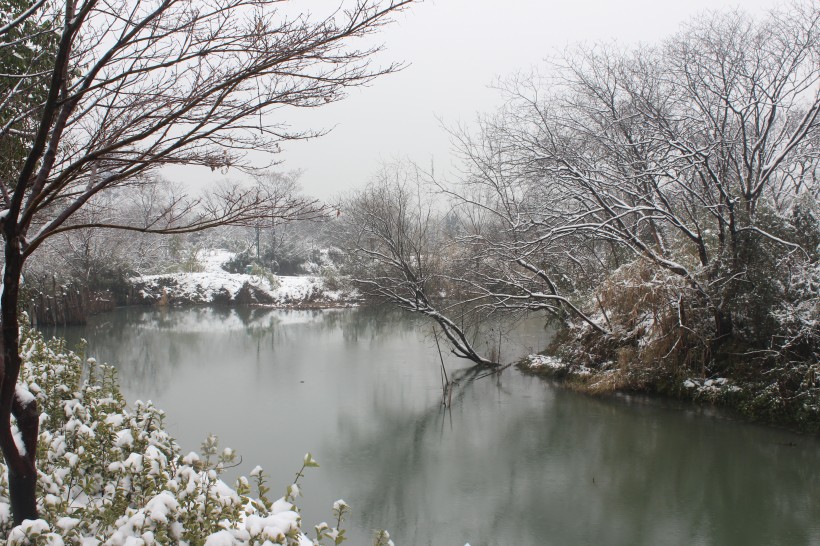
[7,469,37,524]
[714,307,733,342]
[0,241,40,524]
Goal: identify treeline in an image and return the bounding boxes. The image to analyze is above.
[21,173,335,323]
[337,4,820,428]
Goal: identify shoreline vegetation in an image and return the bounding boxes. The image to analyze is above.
[517,324,820,434]
[130,274,360,309]
[23,249,362,328]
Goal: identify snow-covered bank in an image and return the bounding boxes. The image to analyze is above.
[518,351,820,432]
[518,354,596,383]
[130,249,359,308]
[521,353,736,395]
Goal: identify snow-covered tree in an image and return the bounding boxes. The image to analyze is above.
[343,3,819,415]
[449,2,818,385]
[339,163,497,365]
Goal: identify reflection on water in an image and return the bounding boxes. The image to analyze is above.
[46,307,820,546]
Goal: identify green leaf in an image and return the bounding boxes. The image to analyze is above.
[303,452,320,468]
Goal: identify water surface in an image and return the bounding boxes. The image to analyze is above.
[46,306,820,546]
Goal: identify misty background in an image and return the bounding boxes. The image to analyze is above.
[164,0,779,200]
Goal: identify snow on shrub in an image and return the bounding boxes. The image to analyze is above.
[0,325,389,545]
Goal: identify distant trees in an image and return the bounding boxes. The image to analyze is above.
[0,0,412,524]
[219,171,327,275]
[24,177,200,306]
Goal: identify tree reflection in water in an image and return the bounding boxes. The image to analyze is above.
[45,307,820,546]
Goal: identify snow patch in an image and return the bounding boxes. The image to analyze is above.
[682,377,738,396]
[15,384,36,406]
[526,354,567,370]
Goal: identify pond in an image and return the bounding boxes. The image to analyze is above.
[44,306,820,546]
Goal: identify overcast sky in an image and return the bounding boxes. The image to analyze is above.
[168,0,781,201]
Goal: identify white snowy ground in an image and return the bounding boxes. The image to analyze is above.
[131,249,357,307]
[523,354,593,377]
[523,353,740,396]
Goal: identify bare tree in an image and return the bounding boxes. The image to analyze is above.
[250,170,302,268]
[0,0,412,524]
[442,116,614,335]
[339,164,496,365]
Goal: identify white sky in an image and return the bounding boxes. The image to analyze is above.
[166,0,781,201]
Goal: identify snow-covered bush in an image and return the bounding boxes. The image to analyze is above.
[0,325,389,545]
[541,259,706,391]
[533,250,820,429]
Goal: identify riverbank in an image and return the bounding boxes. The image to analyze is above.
[130,249,360,308]
[517,350,820,434]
